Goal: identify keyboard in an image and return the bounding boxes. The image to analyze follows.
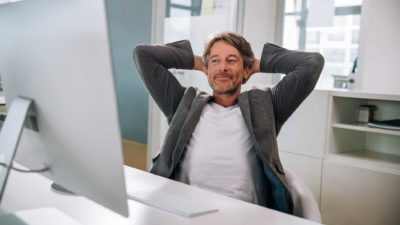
[127,190,218,218]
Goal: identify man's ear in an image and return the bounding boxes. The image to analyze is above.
[242,67,251,84]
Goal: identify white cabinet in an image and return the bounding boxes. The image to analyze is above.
[321,160,400,225]
[278,89,400,225]
[278,90,329,158]
[278,90,329,203]
[327,91,400,173]
[322,91,400,225]
[279,151,323,205]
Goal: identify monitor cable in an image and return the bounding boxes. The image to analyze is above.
[0,161,50,173]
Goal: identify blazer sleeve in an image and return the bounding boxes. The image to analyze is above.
[260,43,324,132]
[133,40,194,122]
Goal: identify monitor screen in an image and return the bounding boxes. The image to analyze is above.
[0,0,129,216]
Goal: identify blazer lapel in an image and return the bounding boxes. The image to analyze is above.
[168,91,212,176]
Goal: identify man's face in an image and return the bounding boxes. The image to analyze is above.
[205,40,250,95]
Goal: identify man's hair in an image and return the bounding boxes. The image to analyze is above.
[203,32,255,69]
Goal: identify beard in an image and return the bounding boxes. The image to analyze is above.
[209,80,241,95]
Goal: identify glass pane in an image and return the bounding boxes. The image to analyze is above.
[285,0,303,13]
[324,64,348,75]
[201,0,232,16]
[283,15,301,50]
[351,29,359,44]
[350,48,358,62]
[171,0,192,7]
[282,0,363,88]
[333,16,348,26]
[305,14,361,82]
[170,7,191,17]
[352,14,361,25]
[324,48,346,63]
[335,0,362,7]
[306,30,320,45]
[327,30,346,42]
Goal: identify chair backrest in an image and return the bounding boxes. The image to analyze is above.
[284,168,322,223]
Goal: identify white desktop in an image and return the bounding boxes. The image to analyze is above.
[1,164,321,225]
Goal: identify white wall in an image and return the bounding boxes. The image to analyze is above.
[243,0,278,54]
[356,0,400,94]
[242,0,279,87]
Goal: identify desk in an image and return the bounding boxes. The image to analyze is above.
[1,166,320,225]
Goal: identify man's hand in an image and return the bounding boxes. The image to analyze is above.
[193,55,206,74]
[242,58,260,84]
[251,58,260,75]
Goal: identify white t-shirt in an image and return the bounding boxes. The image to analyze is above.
[179,102,257,204]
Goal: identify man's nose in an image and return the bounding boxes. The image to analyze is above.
[219,61,229,72]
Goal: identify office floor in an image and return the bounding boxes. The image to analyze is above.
[122,140,147,171]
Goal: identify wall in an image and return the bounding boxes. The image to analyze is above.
[105,0,153,143]
[242,0,280,86]
[355,0,400,94]
[243,0,278,55]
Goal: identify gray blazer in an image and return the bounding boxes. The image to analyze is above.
[133,40,324,214]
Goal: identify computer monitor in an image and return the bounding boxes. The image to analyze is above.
[0,0,129,217]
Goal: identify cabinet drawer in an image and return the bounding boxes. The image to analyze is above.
[321,160,400,225]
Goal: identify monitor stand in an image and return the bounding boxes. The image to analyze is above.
[0,97,37,202]
[0,97,77,199]
[50,182,77,195]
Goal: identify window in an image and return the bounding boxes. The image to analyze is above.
[165,0,202,17]
[282,0,362,88]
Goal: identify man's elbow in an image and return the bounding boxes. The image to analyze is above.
[308,52,325,79]
[133,44,147,61]
[313,52,325,72]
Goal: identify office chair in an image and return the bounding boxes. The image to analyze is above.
[284,168,322,223]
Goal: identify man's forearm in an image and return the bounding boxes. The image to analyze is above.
[262,43,324,130]
[133,40,194,121]
[260,43,324,76]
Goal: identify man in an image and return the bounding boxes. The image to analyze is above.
[133,32,324,214]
